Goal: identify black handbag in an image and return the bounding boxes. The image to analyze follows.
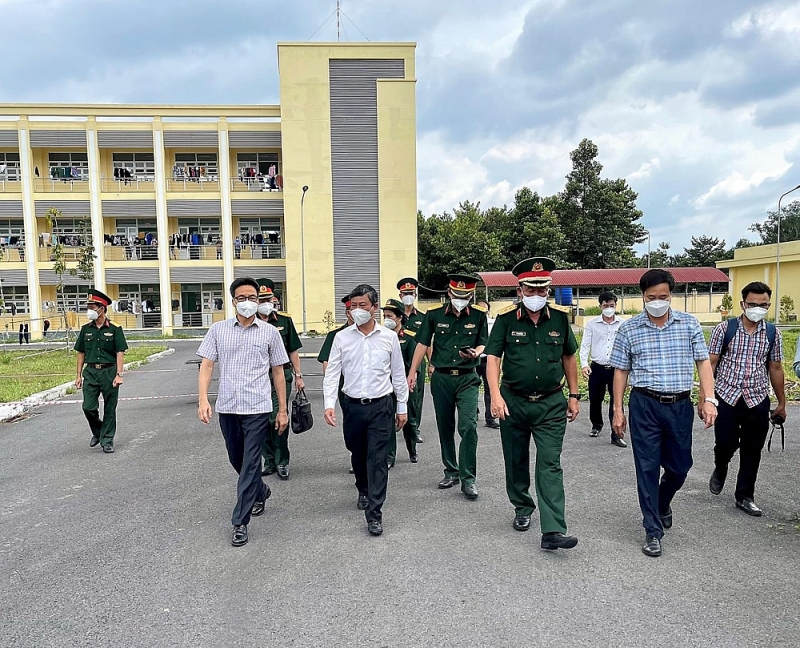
[291,388,313,434]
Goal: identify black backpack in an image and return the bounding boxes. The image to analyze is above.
[291,389,313,434]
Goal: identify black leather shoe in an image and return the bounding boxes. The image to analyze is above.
[513,515,531,532]
[660,506,673,529]
[611,438,628,448]
[438,476,459,489]
[231,524,248,547]
[736,498,762,516]
[642,534,662,557]
[416,434,423,444]
[349,467,355,474]
[485,419,500,429]
[589,428,600,437]
[262,464,276,476]
[89,436,100,447]
[367,519,383,536]
[357,494,368,510]
[277,465,289,480]
[387,460,395,469]
[709,468,726,495]
[102,445,114,454]
[251,485,272,517]
[461,483,478,500]
[541,532,578,550]
[409,453,418,463]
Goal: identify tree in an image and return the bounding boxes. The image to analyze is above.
[71,215,95,285]
[682,235,727,267]
[749,200,800,244]
[45,208,68,320]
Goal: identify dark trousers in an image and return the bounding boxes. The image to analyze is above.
[476,358,495,424]
[342,395,393,522]
[714,396,770,501]
[219,413,270,527]
[628,390,693,539]
[588,363,618,441]
[262,377,292,468]
[82,365,120,445]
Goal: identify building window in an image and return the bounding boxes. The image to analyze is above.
[177,218,220,238]
[115,218,158,238]
[60,285,85,313]
[0,219,25,245]
[48,152,88,180]
[1,286,29,314]
[112,152,155,178]
[239,217,282,245]
[178,283,223,313]
[236,152,279,176]
[117,283,160,313]
[174,153,218,178]
[0,152,20,181]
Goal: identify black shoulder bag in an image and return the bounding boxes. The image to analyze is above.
[291,389,313,434]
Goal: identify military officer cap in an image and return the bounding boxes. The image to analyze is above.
[256,278,275,301]
[397,277,419,292]
[446,273,479,298]
[512,257,556,288]
[341,294,352,309]
[382,298,405,318]
[87,289,111,308]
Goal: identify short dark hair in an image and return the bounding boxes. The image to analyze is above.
[349,284,379,306]
[741,281,772,300]
[229,277,259,298]
[639,269,675,293]
[598,291,617,304]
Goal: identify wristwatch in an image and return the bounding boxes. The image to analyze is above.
[116,372,123,377]
[568,393,580,400]
[704,397,719,407]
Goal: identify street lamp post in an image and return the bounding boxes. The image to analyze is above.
[645,230,651,268]
[775,184,800,323]
[300,185,309,335]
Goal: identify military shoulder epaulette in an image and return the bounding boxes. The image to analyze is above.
[426,303,444,311]
[278,311,291,318]
[472,303,487,312]
[549,303,570,314]
[496,304,517,316]
[403,329,417,337]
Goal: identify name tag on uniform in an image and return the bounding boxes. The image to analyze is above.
[437,323,450,329]
[511,331,526,337]
[548,331,561,337]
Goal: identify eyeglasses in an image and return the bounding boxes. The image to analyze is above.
[744,302,771,309]
[234,295,259,303]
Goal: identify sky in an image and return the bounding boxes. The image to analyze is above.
[2,0,800,256]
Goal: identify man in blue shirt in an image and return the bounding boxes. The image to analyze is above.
[610,269,717,558]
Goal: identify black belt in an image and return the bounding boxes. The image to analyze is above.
[343,393,391,405]
[88,363,115,369]
[434,367,475,376]
[591,361,614,370]
[508,383,564,402]
[633,387,691,404]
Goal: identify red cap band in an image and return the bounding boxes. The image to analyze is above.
[517,270,551,280]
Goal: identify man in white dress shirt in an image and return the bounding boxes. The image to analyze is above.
[323,284,409,536]
[579,291,627,448]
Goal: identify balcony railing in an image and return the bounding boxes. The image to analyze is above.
[0,178,22,193]
[38,246,84,262]
[0,246,25,262]
[34,178,90,193]
[166,176,220,192]
[101,176,156,192]
[233,243,284,260]
[230,176,283,192]
[169,245,222,261]
[104,245,159,261]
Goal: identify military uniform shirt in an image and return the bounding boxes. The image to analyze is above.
[74,319,129,363]
[399,329,417,374]
[317,324,349,363]
[485,304,577,394]
[415,302,489,369]
[266,311,302,379]
[403,308,426,336]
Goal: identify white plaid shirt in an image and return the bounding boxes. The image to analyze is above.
[197,317,289,414]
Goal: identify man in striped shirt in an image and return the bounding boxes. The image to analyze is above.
[703,281,785,517]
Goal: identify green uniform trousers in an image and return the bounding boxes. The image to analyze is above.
[388,360,424,464]
[430,370,479,484]
[499,385,568,534]
[262,378,292,468]
[82,365,120,446]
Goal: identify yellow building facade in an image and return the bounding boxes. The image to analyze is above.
[0,42,418,338]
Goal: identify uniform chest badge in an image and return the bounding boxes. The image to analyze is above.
[464,323,476,329]
[548,331,561,337]
[103,332,113,337]
[276,326,285,331]
[437,323,450,328]
[414,320,422,326]
[511,331,527,337]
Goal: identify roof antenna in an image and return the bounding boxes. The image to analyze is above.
[337,1,341,42]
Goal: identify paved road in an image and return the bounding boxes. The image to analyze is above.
[1,340,799,648]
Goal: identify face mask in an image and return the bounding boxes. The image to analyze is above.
[257,302,274,316]
[401,295,415,307]
[236,301,258,318]
[745,307,768,323]
[644,300,670,318]
[383,318,398,330]
[522,295,547,313]
[451,298,470,312]
[351,308,373,326]
[602,307,616,318]
[86,309,99,321]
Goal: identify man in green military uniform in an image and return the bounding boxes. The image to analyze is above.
[74,289,129,454]
[485,257,580,550]
[409,274,489,499]
[256,279,304,480]
[383,299,419,466]
[398,277,427,445]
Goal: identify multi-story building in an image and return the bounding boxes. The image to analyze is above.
[0,42,418,338]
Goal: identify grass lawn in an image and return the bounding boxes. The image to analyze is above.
[0,346,168,403]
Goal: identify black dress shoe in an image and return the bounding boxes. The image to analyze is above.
[387,460,395,469]
[89,436,100,447]
[709,468,726,495]
[231,524,248,547]
[736,498,763,516]
[357,494,368,510]
[277,465,289,480]
[485,419,500,429]
[642,534,662,557]
[416,434,423,444]
[367,519,383,536]
[589,428,600,437]
[541,532,578,550]
[660,506,673,529]
[513,515,531,532]
[349,467,355,474]
[461,483,478,500]
[251,485,272,517]
[438,476,459,489]
[611,438,628,448]
[409,453,418,463]
[262,464,276,476]
[102,445,114,454]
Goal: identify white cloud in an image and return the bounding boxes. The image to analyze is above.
[627,158,661,181]
[693,165,793,207]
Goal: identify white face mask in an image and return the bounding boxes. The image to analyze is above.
[401,295,416,307]
[745,307,768,323]
[602,307,616,318]
[451,298,470,312]
[644,299,670,318]
[86,308,100,321]
[522,295,547,313]
[351,308,373,326]
[383,318,398,330]
[236,301,259,318]
[257,302,274,316]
